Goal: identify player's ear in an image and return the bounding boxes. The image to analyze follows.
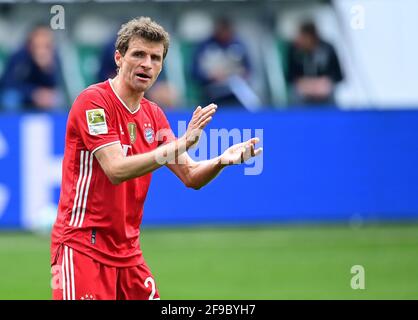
[115,50,122,68]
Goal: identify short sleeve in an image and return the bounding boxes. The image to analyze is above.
[69,88,120,153]
[155,107,176,146]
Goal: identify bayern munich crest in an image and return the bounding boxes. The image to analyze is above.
[144,124,155,144]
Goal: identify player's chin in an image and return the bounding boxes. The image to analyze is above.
[133,82,151,93]
[135,79,155,92]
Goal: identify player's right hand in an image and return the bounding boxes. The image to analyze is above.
[183,103,217,149]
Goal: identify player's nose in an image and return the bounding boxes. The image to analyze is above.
[140,55,152,69]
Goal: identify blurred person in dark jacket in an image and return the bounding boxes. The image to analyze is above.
[0,24,65,112]
[97,35,118,82]
[191,17,260,109]
[286,21,343,106]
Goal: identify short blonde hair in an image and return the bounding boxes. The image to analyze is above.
[115,17,170,59]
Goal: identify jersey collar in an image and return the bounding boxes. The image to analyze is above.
[108,79,141,114]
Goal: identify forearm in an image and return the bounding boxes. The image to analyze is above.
[111,152,163,183]
[167,134,261,190]
[188,156,227,190]
[101,137,188,184]
[187,137,261,189]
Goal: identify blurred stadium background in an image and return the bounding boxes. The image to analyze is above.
[1,0,418,299]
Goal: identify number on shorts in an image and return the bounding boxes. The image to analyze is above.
[144,277,157,300]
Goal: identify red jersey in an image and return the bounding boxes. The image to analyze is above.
[51,79,175,267]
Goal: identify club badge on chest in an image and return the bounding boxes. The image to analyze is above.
[143,123,155,144]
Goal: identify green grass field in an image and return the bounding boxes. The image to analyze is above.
[0,223,418,299]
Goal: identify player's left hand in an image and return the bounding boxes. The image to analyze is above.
[220,137,263,165]
[183,103,217,150]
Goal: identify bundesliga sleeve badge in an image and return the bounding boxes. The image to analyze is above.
[86,109,108,135]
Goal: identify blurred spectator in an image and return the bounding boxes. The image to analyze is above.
[145,73,180,110]
[97,35,117,81]
[97,35,180,109]
[191,17,260,109]
[286,21,343,106]
[0,24,65,112]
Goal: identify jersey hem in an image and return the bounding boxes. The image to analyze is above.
[52,241,144,268]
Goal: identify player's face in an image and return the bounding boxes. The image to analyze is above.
[116,37,164,93]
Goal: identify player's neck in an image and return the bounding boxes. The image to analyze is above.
[110,76,144,113]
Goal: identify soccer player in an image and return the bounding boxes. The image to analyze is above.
[50,17,262,300]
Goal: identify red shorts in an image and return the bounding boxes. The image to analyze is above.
[51,245,160,300]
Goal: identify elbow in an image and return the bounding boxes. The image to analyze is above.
[188,184,202,191]
[108,176,122,185]
[182,164,203,190]
[107,173,123,185]
[185,179,203,190]
[105,166,125,185]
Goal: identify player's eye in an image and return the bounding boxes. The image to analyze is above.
[151,55,162,63]
[132,51,145,58]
